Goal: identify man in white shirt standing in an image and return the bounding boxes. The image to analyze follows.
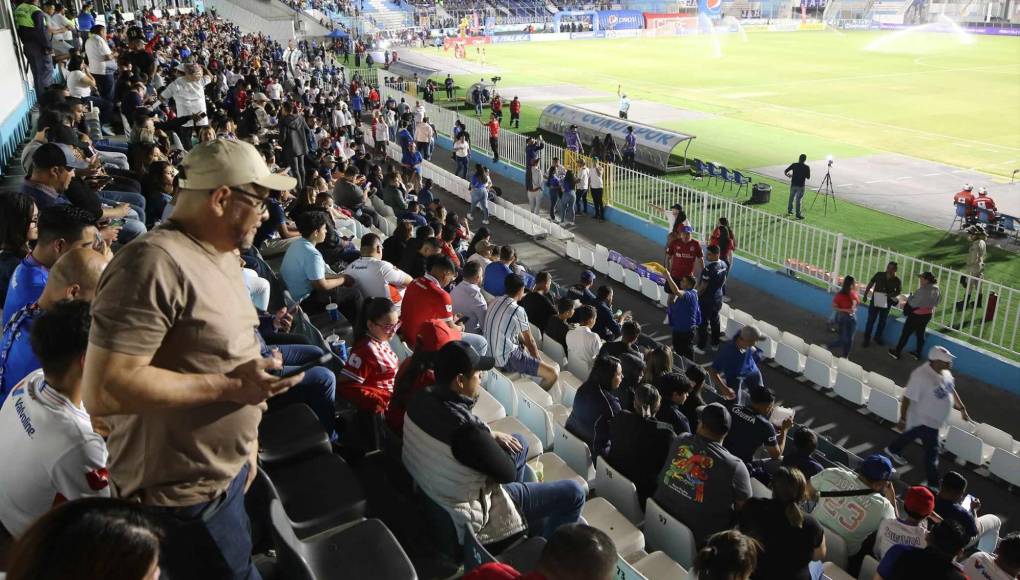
[960,532,1020,580]
[342,233,412,301]
[450,261,487,335]
[414,115,435,160]
[884,346,970,486]
[0,300,109,540]
[160,63,212,150]
[84,24,115,102]
[566,305,602,377]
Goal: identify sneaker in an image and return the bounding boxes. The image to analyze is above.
[467,213,474,221]
[883,447,909,465]
[482,219,490,225]
[796,215,805,220]
[888,349,901,360]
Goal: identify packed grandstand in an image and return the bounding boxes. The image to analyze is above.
[0,1,1018,580]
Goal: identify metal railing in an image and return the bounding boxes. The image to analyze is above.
[376,83,1020,358]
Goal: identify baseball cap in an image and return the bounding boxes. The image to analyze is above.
[180,138,297,191]
[699,402,732,434]
[739,325,764,342]
[749,387,776,405]
[580,270,596,283]
[434,341,496,383]
[252,92,270,102]
[680,225,694,233]
[860,453,895,482]
[416,319,461,352]
[32,143,89,171]
[928,345,956,363]
[904,486,935,517]
[670,203,684,211]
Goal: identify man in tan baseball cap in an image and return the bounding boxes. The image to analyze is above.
[83,138,302,579]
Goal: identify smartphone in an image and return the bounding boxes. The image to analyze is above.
[455,316,470,325]
[276,353,332,379]
[108,218,126,227]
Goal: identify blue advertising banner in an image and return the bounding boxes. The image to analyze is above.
[697,0,722,17]
[596,10,645,30]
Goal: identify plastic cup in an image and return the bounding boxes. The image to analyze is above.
[325,302,340,321]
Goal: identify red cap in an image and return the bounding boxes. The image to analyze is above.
[904,486,935,517]
[416,320,461,352]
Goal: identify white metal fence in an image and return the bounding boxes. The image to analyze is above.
[375,84,1020,357]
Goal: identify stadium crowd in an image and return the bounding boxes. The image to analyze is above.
[0,4,1015,580]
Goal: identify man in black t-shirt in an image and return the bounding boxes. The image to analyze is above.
[544,297,576,355]
[724,387,793,474]
[521,271,556,333]
[784,153,811,220]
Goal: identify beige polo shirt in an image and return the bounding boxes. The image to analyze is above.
[89,221,263,507]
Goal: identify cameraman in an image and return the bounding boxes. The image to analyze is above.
[784,153,811,220]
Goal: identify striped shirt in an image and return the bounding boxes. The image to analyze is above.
[483,295,529,368]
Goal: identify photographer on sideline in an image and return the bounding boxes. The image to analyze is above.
[784,154,811,220]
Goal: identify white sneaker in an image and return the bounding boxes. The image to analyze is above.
[482,219,489,224]
[883,447,909,465]
[467,214,474,221]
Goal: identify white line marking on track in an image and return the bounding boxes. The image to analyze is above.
[897,176,913,180]
[923,172,942,177]
[865,179,888,184]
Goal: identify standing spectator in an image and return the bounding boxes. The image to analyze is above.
[545,164,562,223]
[666,225,704,281]
[784,153,810,219]
[874,486,935,560]
[557,170,577,225]
[566,305,603,377]
[278,101,311,190]
[653,403,752,546]
[545,297,577,355]
[158,63,211,150]
[960,531,1020,580]
[414,115,434,160]
[484,274,557,389]
[782,427,823,479]
[520,271,556,332]
[810,454,898,558]
[565,355,622,457]
[709,216,736,282]
[589,160,605,221]
[697,244,728,352]
[0,300,110,538]
[862,261,901,347]
[889,271,941,360]
[934,471,1002,552]
[876,519,970,580]
[343,233,413,300]
[654,371,693,435]
[738,467,825,580]
[449,260,487,334]
[487,114,500,162]
[490,93,503,124]
[15,0,54,97]
[564,125,583,156]
[403,341,584,542]
[603,384,676,505]
[81,139,305,579]
[665,274,700,359]
[469,164,491,225]
[708,326,766,404]
[525,134,545,166]
[828,275,860,357]
[0,193,38,306]
[338,297,400,415]
[453,133,470,178]
[958,224,987,312]
[524,158,543,215]
[883,346,970,486]
[692,531,761,580]
[622,126,637,168]
[575,159,590,216]
[508,95,521,128]
[444,74,454,100]
[591,285,628,342]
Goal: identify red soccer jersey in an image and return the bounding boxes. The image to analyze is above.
[488,119,500,138]
[975,196,997,211]
[667,239,704,278]
[340,336,400,413]
[400,276,453,347]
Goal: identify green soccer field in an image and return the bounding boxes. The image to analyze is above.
[437,31,1020,178]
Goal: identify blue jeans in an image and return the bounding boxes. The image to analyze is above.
[156,463,261,580]
[888,424,941,484]
[470,189,489,221]
[455,155,469,178]
[270,344,338,440]
[788,185,805,216]
[502,434,585,539]
[557,190,576,223]
[828,312,856,357]
[459,332,488,356]
[100,190,147,218]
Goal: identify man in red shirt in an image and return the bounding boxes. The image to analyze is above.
[400,255,489,355]
[666,225,704,280]
[974,187,998,224]
[488,114,501,163]
[953,184,975,221]
[509,96,521,128]
[491,94,503,124]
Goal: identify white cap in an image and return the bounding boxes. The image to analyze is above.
[180,138,297,191]
[978,187,987,194]
[929,345,956,363]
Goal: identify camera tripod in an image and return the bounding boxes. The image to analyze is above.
[810,162,837,216]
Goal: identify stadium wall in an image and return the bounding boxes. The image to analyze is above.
[432,133,1020,395]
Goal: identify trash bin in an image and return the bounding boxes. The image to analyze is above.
[751,183,772,204]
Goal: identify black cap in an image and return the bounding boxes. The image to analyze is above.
[32,143,89,171]
[750,387,776,405]
[435,341,495,383]
[699,403,732,434]
[670,203,684,211]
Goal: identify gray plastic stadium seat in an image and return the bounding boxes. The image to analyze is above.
[262,452,368,539]
[258,403,332,466]
[270,501,417,580]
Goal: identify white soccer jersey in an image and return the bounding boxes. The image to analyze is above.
[0,370,110,536]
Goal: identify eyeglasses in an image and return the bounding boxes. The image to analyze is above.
[371,320,400,333]
[229,187,268,212]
